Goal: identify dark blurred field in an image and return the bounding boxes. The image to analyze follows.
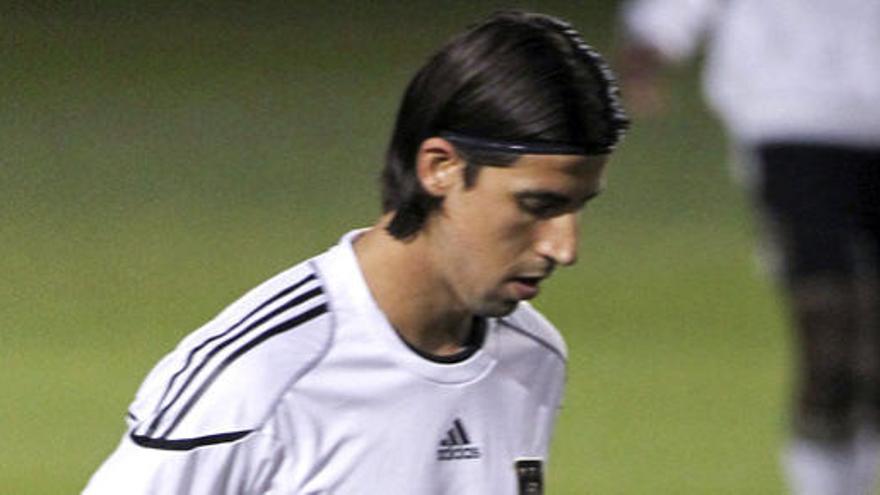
[2,1,789,492]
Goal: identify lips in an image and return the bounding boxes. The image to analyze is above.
[509,276,543,300]
[515,276,542,287]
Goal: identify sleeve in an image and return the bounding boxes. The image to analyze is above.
[82,427,284,495]
[620,0,725,62]
[82,263,331,494]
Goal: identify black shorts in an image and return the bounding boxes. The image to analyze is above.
[754,142,880,281]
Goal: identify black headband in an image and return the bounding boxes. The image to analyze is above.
[440,131,609,156]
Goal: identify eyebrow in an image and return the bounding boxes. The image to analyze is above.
[515,189,603,208]
[517,189,603,201]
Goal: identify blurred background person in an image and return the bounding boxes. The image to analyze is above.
[616,0,880,494]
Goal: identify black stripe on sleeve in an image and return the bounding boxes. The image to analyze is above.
[150,273,317,429]
[146,283,323,437]
[130,430,253,451]
[159,303,330,438]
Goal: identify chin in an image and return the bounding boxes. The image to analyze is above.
[476,299,520,318]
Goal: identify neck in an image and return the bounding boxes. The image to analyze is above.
[353,217,474,357]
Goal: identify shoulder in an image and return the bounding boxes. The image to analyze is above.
[127,258,335,451]
[497,302,568,363]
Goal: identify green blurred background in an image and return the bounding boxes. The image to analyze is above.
[2,1,789,492]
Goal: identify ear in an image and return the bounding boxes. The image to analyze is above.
[415,137,466,197]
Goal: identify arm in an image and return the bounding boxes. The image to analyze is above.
[82,262,330,494]
[82,429,284,495]
[616,0,723,116]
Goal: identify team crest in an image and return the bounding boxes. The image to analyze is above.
[514,457,544,495]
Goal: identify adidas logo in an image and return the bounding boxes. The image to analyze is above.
[437,418,481,461]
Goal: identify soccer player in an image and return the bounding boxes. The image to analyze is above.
[617,1,880,494]
[82,10,628,494]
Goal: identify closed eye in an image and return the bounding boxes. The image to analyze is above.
[515,190,600,218]
[516,192,575,218]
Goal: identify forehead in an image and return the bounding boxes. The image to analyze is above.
[479,153,609,193]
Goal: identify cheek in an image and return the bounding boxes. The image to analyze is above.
[460,221,538,276]
[498,216,541,254]
[446,192,536,261]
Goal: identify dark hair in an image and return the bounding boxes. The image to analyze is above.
[381,10,629,239]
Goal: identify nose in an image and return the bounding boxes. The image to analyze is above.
[534,213,579,267]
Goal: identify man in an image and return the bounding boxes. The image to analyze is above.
[617,1,880,493]
[82,10,629,494]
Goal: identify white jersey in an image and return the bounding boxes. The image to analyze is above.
[83,230,567,494]
[621,0,880,146]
